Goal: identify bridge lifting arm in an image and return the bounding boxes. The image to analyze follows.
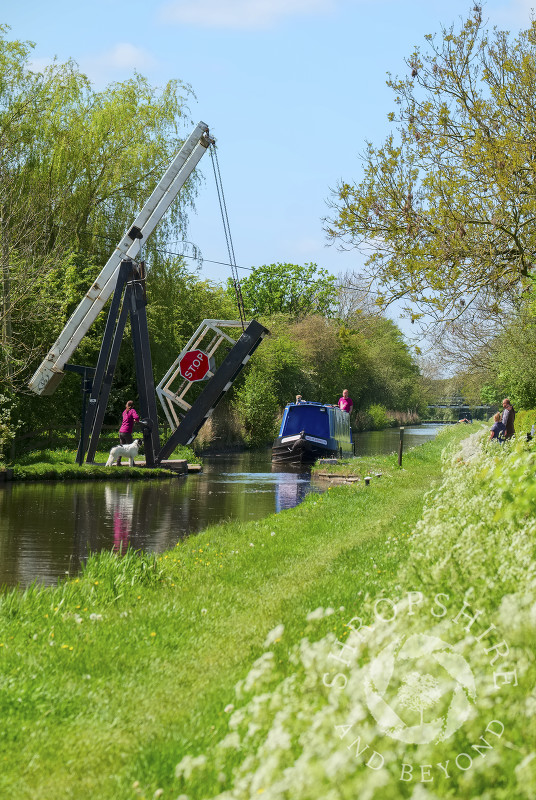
[29,121,213,396]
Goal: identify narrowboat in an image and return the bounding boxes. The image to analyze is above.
[272,401,354,464]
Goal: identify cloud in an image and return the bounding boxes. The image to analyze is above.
[76,43,158,86]
[88,43,157,71]
[26,45,156,83]
[160,0,335,29]
[27,57,56,74]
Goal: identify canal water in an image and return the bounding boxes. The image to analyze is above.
[0,425,441,588]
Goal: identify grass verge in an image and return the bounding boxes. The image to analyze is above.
[0,424,498,799]
[3,444,200,481]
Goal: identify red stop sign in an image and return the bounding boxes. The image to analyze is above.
[179,349,211,382]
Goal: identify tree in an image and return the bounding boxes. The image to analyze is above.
[0,25,198,393]
[234,263,337,318]
[325,9,536,328]
[481,309,536,408]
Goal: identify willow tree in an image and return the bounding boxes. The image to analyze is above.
[0,25,198,389]
[326,8,536,331]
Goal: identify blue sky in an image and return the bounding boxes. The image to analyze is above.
[3,0,534,335]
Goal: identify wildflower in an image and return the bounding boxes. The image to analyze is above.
[89,613,103,622]
[306,607,326,621]
[224,703,234,713]
[175,754,207,780]
[201,608,207,615]
[263,623,284,648]
[150,632,156,637]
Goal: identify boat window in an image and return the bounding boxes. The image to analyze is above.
[283,406,330,438]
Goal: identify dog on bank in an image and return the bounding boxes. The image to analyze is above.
[106,439,141,467]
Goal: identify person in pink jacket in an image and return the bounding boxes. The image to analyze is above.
[338,389,353,414]
[117,400,140,464]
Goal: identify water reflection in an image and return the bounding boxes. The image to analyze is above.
[106,486,134,554]
[0,451,323,588]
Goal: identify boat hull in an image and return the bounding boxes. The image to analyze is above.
[272,435,339,464]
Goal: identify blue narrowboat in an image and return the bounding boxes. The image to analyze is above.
[272,401,354,464]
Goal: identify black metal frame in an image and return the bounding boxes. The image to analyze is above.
[79,259,160,465]
[63,364,96,466]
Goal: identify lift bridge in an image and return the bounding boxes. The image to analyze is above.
[29,121,268,466]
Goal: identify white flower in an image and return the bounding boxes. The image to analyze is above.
[263,623,284,648]
[306,607,324,621]
[89,613,102,622]
[175,754,207,780]
[218,732,241,749]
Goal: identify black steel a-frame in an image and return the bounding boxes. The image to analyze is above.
[79,258,160,466]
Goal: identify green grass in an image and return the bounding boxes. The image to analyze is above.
[4,443,201,481]
[0,424,479,798]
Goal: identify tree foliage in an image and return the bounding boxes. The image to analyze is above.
[235,263,337,318]
[326,9,536,326]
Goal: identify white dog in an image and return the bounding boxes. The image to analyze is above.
[106,439,141,467]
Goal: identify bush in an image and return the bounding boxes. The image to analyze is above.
[233,371,279,447]
[366,403,390,429]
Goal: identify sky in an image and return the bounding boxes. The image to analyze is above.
[2,0,535,339]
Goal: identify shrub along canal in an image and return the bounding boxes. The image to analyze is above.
[0,424,443,588]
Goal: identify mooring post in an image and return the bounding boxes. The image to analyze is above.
[398,426,404,467]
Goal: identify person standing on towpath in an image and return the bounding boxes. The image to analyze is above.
[117,400,140,465]
[501,397,515,439]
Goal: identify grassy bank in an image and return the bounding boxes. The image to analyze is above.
[1,444,200,481]
[1,423,533,799]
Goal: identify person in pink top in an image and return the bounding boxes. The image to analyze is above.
[338,389,353,414]
[117,400,140,464]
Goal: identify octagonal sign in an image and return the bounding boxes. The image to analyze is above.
[179,349,212,382]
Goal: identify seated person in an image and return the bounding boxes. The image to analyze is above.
[489,412,505,442]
